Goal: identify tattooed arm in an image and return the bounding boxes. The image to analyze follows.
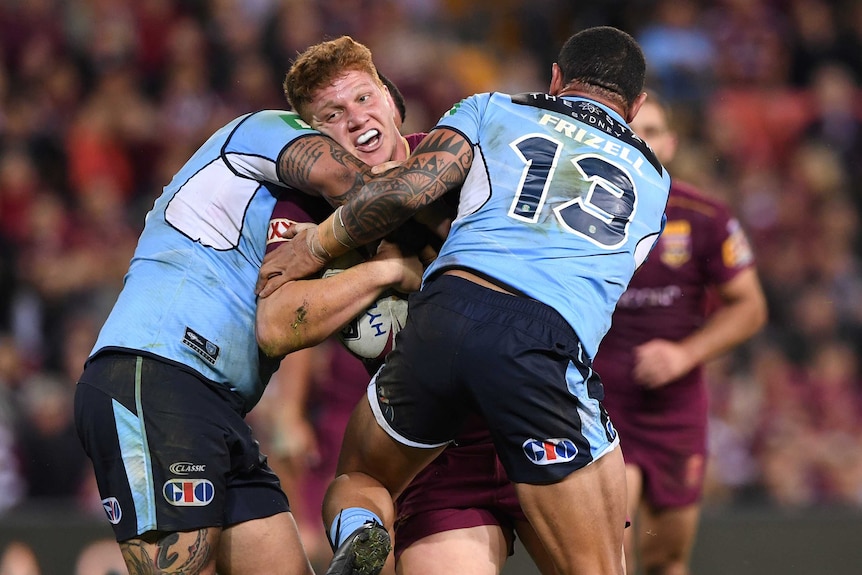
[277,134,374,207]
[257,128,472,295]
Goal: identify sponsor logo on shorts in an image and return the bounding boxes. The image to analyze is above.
[163,479,215,506]
[182,327,219,365]
[102,497,122,524]
[169,462,207,476]
[522,438,578,465]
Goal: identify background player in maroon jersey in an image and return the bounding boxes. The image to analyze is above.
[593,92,768,575]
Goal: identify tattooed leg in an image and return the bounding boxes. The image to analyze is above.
[120,528,219,575]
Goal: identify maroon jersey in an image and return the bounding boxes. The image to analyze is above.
[593,180,755,507]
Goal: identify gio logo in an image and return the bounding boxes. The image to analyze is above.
[101,497,122,524]
[522,438,578,465]
[163,479,215,506]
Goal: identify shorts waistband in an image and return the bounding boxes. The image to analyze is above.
[426,274,577,339]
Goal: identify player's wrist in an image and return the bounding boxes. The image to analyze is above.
[306,227,332,264]
[362,257,403,290]
[316,208,355,261]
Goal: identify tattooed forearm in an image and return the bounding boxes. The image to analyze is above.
[278,135,372,206]
[341,129,472,246]
[120,529,213,574]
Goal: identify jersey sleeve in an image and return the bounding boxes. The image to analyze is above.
[702,208,756,286]
[434,93,492,143]
[222,110,319,186]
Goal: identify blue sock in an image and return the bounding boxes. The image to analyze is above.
[329,508,383,549]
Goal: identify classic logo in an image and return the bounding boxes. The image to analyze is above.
[522,438,578,465]
[101,497,122,524]
[163,479,215,506]
[169,462,207,476]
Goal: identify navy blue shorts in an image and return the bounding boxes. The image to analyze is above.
[368,274,619,485]
[74,352,289,541]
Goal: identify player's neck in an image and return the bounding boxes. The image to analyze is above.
[394,136,410,161]
[557,84,626,118]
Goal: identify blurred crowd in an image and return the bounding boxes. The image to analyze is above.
[0,0,861,526]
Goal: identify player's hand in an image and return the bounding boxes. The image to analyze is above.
[632,339,694,388]
[371,239,423,294]
[256,223,326,298]
[271,413,320,475]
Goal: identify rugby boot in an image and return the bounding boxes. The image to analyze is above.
[325,521,391,575]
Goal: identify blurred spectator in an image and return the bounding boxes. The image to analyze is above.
[0,336,25,513]
[0,540,41,575]
[14,372,89,504]
[636,0,716,129]
[800,61,862,209]
[706,0,791,88]
[786,0,844,87]
[73,538,125,575]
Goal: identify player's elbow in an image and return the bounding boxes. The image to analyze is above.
[256,317,302,358]
[256,322,286,358]
[750,295,769,334]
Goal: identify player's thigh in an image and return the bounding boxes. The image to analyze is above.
[638,503,701,572]
[396,525,508,575]
[624,463,644,566]
[217,511,314,575]
[119,528,221,574]
[625,463,644,521]
[515,446,627,575]
[336,386,444,497]
[514,519,557,575]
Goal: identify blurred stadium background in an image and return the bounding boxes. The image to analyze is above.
[1,0,861,573]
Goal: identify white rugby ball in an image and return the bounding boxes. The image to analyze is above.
[322,251,409,362]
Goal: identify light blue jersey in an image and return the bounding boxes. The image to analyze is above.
[425,93,670,358]
[91,110,318,413]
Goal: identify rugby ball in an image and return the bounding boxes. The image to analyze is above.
[322,251,409,362]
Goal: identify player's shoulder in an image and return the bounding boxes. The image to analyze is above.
[229,110,320,139]
[666,180,733,221]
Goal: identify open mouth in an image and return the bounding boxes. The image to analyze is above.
[355,128,381,152]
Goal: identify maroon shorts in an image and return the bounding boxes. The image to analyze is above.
[394,435,525,560]
[609,397,707,509]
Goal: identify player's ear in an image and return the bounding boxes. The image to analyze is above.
[549,63,564,96]
[626,91,649,124]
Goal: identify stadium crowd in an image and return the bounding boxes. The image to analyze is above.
[0,0,861,525]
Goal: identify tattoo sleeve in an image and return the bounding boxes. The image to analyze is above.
[341,128,472,247]
[277,135,373,207]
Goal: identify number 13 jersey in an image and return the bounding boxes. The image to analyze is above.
[425,92,671,358]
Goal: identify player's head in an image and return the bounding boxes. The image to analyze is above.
[629,90,678,165]
[553,26,647,121]
[377,70,406,130]
[285,35,405,167]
